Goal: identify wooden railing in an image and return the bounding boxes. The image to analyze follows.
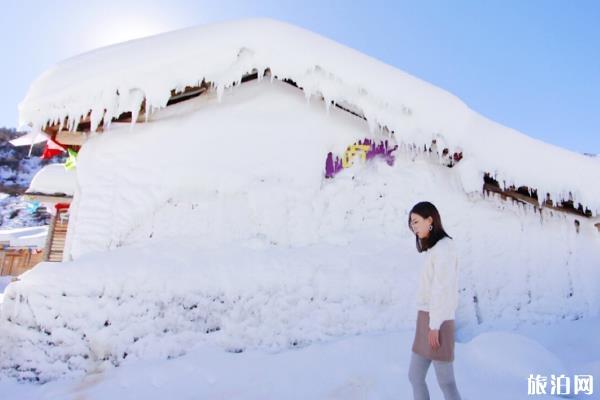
[0,245,44,276]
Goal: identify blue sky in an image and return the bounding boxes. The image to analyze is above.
[1,0,598,154]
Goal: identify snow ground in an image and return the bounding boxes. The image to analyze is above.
[0,304,597,399]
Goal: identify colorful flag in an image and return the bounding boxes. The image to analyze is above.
[65,148,78,170]
[40,138,66,159]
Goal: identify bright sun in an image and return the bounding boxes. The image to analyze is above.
[87,16,170,49]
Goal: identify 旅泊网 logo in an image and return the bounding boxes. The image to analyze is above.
[528,373,594,396]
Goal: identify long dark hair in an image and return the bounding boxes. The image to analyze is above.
[408,201,452,253]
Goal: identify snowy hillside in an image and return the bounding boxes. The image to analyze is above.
[0,128,48,192]
[0,128,61,228]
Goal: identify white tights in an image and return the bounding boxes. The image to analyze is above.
[408,351,462,400]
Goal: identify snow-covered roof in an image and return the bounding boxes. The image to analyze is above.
[18,18,600,214]
[0,225,48,248]
[9,129,49,147]
[26,164,76,196]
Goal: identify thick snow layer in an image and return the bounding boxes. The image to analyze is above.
[0,225,48,248]
[0,83,598,381]
[62,79,600,262]
[18,18,600,213]
[2,317,600,400]
[1,260,599,398]
[1,230,599,384]
[26,164,76,196]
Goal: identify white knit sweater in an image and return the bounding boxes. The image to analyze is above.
[415,236,460,330]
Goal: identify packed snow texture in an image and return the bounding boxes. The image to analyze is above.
[1,315,599,399]
[1,80,599,382]
[26,164,76,196]
[17,18,600,214]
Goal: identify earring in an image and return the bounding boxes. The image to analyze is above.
[428,225,433,231]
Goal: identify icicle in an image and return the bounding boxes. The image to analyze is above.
[90,107,104,132]
[72,113,79,132]
[366,114,377,134]
[304,88,312,105]
[104,92,119,131]
[125,89,145,130]
[27,126,37,157]
[324,96,331,115]
[144,99,150,123]
[216,83,225,103]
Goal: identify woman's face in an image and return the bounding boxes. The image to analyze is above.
[410,213,433,239]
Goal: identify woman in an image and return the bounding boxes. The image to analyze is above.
[407,201,462,400]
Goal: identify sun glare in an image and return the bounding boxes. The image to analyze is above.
[86,15,171,50]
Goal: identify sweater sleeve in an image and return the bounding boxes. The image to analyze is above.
[428,244,458,330]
